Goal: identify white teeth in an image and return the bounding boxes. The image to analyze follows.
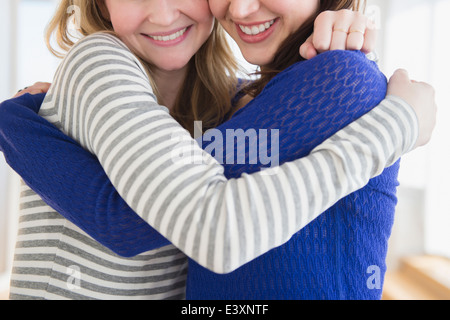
[148,27,187,42]
[239,19,275,36]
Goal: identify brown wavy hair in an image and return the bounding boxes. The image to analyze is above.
[244,0,364,97]
[45,0,239,136]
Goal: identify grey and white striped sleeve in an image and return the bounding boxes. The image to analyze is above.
[46,33,419,274]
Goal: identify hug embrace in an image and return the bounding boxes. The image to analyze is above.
[0,0,436,300]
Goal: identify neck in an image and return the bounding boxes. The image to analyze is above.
[151,65,188,111]
[236,64,271,111]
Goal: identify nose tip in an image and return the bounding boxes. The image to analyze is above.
[228,0,260,20]
[147,1,181,26]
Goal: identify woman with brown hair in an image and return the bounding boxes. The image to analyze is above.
[185,0,435,299]
[0,0,435,300]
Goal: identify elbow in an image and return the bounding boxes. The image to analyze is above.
[196,247,247,275]
[102,241,146,258]
[113,248,142,258]
[213,260,238,275]
[0,95,38,136]
[0,100,17,140]
[0,100,10,128]
[206,264,238,275]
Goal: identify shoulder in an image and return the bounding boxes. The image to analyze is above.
[314,50,382,76]
[285,50,381,75]
[301,50,384,79]
[70,32,129,55]
[269,50,386,93]
[315,50,374,64]
[61,32,149,80]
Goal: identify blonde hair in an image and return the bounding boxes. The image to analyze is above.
[46,0,239,136]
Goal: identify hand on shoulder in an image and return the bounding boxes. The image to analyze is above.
[387,69,437,149]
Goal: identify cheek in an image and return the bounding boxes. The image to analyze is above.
[196,1,215,24]
[278,0,320,32]
[109,12,140,36]
[208,0,227,20]
[192,2,215,38]
[296,0,320,20]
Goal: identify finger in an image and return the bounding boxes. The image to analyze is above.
[360,19,378,53]
[13,86,29,98]
[312,11,335,53]
[34,82,50,86]
[299,35,311,58]
[346,15,368,51]
[300,37,318,60]
[12,84,49,98]
[29,82,51,92]
[305,45,319,59]
[34,82,51,90]
[14,82,51,97]
[330,28,349,51]
[329,9,355,51]
[28,89,46,95]
[330,24,353,51]
[346,30,365,51]
[360,27,377,54]
[391,69,411,82]
[13,91,27,98]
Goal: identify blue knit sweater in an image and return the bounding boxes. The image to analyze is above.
[188,50,398,300]
[0,50,399,299]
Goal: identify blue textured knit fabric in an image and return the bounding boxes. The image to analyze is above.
[0,50,399,299]
[0,93,171,255]
[187,50,398,300]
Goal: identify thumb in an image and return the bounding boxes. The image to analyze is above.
[390,69,411,83]
[300,36,318,60]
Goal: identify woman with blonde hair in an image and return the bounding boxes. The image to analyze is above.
[0,0,435,300]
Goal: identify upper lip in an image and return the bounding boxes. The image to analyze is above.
[143,26,191,37]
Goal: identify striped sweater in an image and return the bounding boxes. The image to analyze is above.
[1,33,418,299]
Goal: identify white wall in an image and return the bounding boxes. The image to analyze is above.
[0,0,59,293]
[371,0,450,265]
[0,0,17,292]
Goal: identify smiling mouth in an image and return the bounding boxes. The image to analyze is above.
[237,19,276,36]
[146,27,189,42]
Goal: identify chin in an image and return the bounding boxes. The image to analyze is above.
[155,58,192,72]
[242,52,273,67]
[238,44,276,67]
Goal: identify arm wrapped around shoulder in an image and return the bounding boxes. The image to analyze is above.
[215,50,388,178]
[0,93,171,257]
[260,49,388,135]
